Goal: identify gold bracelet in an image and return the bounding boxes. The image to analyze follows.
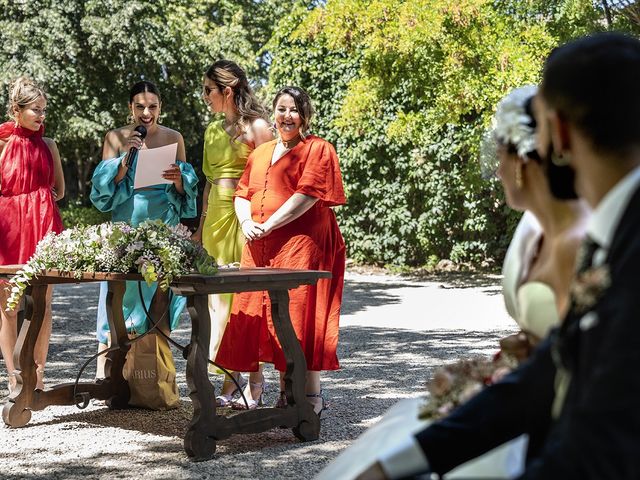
[201,212,207,218]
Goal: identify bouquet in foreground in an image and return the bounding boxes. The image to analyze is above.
[5,220,217,310]
[419,352,518,420]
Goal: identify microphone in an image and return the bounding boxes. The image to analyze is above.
[124,125,147,167]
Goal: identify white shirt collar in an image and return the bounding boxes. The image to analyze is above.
[587,165,640,250]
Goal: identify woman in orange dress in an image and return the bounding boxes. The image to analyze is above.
[0,77,65,393]
[215,86,346,415]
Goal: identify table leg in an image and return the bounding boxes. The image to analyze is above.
[16,296,25,334]
[103,281,130,409]
[184,293,217,461]
[2,285,46,427]
[268,289,320,442]
[148,287,170,336]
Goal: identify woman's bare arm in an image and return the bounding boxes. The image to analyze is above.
[45,138,65,201]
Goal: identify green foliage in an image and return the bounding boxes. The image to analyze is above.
[59,200,110,228]
[4,220,217,309]
[0,0,631,268]
[0,0,291,201]
[267,0,616,267]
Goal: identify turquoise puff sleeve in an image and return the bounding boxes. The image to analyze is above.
[167,161,198,219]
[90,154,133,212]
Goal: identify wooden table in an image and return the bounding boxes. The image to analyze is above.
[0,266,331,461]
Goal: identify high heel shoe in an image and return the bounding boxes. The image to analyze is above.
[232,378,266,410]
[216,373,247,407]
[306,391,327,419]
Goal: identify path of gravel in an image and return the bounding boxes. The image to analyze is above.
[0,272,515,479]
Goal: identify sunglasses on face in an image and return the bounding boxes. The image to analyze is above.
[203,85,214,96]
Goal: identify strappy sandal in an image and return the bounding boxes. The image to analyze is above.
[306,391,327,419]
[216,373,247,407]
[232,377,266,410]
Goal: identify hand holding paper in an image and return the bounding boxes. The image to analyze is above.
[161,163,183,191]
[133,143,179,189]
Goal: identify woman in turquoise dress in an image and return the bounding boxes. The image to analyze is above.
[90,80,198,377]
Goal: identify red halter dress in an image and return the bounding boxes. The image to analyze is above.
[0,121,63,265]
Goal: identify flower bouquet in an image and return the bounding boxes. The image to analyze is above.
[5,220,217,310]
[418,352,518,420]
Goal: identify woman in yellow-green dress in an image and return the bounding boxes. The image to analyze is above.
[191,60,273,406]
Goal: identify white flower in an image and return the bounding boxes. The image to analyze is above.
[492,85,538,158]
[3,220,218,311]
[171,223,191,239]
[125,241,144,254]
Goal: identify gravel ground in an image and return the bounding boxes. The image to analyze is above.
[0,271,516,480]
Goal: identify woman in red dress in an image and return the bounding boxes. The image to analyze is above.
[215,86,346,415]
[0,77,64,393]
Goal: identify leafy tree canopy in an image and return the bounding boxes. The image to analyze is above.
[0,0,290,199]
[0,0,635,266]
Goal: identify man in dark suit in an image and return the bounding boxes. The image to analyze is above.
[357,33,640,479]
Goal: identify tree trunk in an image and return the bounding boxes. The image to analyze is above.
[602,0,613,28]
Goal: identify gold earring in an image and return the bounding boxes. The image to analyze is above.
[515,162,523,189]
[552,152,571,166]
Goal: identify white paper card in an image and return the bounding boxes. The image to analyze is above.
[133,143,178,189]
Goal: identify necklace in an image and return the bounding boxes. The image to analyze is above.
[280,135,301,149]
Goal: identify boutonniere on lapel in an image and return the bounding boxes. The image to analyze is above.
[570,265,611,314]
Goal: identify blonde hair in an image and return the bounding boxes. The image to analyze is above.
[205,60,269,139]
[7,77,47,120]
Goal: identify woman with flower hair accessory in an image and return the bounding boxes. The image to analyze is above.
[355,32,640,480]
[490,85,589,350]
[0,77,64,393]
[411,86,591,475]
[90,80,198,378]
[418,86,589,421]
[336,86,590,480]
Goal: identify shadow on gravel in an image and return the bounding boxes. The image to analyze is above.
[406,271,502,289]
[334,325,512,400]
[348,267,503,289]
[1,282,514,479]
[3,463,122,480]
[341,280,421,316]
[341,274,503,318]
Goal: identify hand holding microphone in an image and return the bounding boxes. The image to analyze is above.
[123,125,147,168]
